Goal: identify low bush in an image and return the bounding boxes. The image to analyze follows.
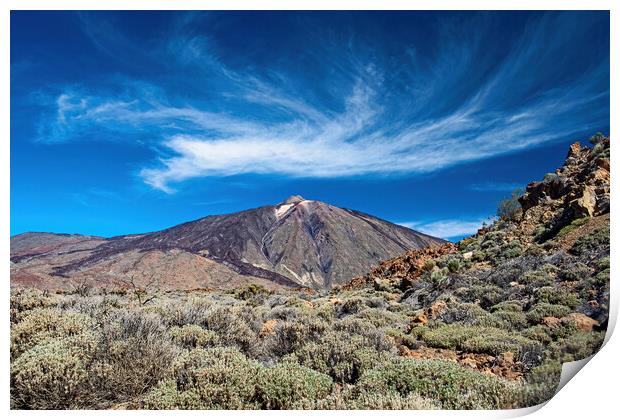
[144,347,261,409]
[11,308,93,358]
[429,267,450,287]
[356,358,518,409]
[170,324,220,349]
[256,362,333,409]
[418,324,539,358]
[260,316,328,359]
[490,301,523,313]
[559,263,591,282]
[516,361,562,407]
[526,303,572,324]
[10,289,58,322]
[492,310,529,330]
[547,331,605,363]
[535,287,580,309]
[592,268,610,288]
[293,389,439,409]
[11,333,97,409]
[557,217,590,237]
[433,302,496,326]
[289,331,392,383]
[202,307,258,354]
[454,285,504,308]
[571,226,609,255]
[90,312,178,400]
[497,189,523,222]
[233,284,269,301]
[519,270,554,288]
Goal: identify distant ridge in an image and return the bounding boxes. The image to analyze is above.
[11,196,444,291]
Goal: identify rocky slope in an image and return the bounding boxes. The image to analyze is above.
[343,135,610,396]
[11,196,443,291]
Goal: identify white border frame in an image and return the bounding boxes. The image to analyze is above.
[2,2,616,419]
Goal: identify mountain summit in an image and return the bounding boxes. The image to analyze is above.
[11,196,444,291]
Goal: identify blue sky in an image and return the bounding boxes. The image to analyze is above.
[11,11,609,241]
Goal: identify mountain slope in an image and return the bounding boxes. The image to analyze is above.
[343,136,610,390]
[11,196,444,291]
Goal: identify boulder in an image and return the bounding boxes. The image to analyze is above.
[566,142,583,159]
[570,185,597,218]
[542,316,562,329]
[410,313,428,327]
[595,157,610,171]
[562,313,599,332]
[427,300,447,320]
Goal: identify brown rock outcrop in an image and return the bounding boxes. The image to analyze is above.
[562,313,599,332]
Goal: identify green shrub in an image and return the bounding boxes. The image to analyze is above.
[144,347,261,409]
[454,285,504,308]
[234,284,269,301]
[499,241,524,260]
[571,226,609,255]
[423,259,437,271]
[353,307,410,328]
[458,237,477,251]
[519,270,554,288]
[261,315,328,359]
[11,333,97,409]
[256,362,333,409]
[560,263,591,282]
[90,312,178,399]
[592,268,610,287]
[203,307,258,354]
[490,301,523,313]
[492,310,529,330]
[289,331,391,383]
[535,287,580,308]
[526,303,572,324]
[338,297,366,316]
[10,289,59,323]
[11,308,93,358]
[170,324,220,349]
[589,132,607,145]
[349,390,439,409]
[557,217,590,236]
[419,324,539,358]
[548,331,605,363]
[429,267,450,287]
[447,258,461,273]
[434,302,497,326]
[516,362,562,407]
[293,389,439,409]
[356,358,518,409]
[522,325,552,344]
[497,189,523,221]
[596,257,610,271]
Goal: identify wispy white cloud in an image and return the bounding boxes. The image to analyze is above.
[401,217,492,240]
[36,12,609,193]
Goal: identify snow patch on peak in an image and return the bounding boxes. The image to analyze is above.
[275,203,294,219]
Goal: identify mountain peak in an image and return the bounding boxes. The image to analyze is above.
[11,192,444,291]
[282,195,305,204]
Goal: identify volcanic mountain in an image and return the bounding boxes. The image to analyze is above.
[11,196,444,291]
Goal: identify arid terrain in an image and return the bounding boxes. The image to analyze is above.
[10,135,610,409]
[11,195,443,291]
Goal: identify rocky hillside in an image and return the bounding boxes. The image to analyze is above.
[10,196,443,291]
[343,134,610,399]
